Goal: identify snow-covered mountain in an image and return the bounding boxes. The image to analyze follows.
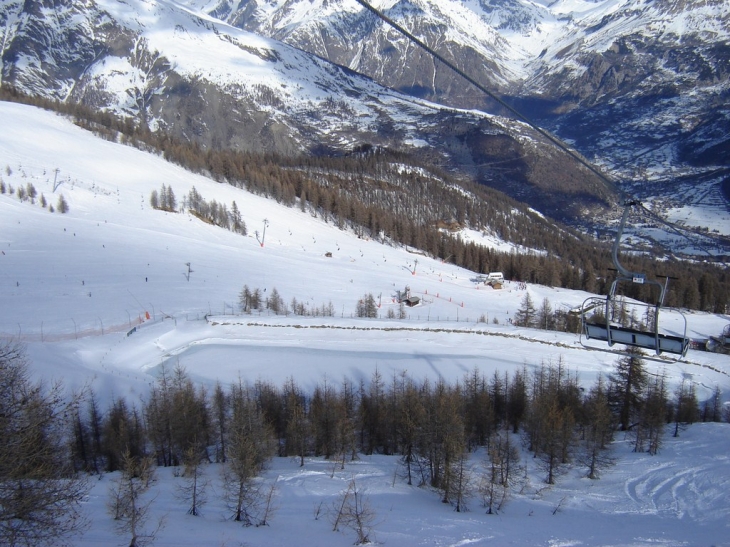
[1,0,728,242]
[201,0,730,229]
[0,0,620,225]
[209,0,730,169]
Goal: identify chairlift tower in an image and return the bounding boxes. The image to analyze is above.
[256,219,269,247]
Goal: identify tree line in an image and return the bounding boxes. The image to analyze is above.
[1,175,69,213]
[3,338,728,545]
[150,184,247,236]
[73,350,713,490]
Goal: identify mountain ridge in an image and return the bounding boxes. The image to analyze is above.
[209,0,730,223]
[1,0,728,253]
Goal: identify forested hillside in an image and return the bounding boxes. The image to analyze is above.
[2,87,728,313]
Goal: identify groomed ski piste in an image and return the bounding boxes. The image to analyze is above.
[2,101,729,546]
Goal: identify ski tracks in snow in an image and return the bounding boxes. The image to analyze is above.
[621,438,730,522]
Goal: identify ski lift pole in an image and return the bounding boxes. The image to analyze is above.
[260,219,269,248]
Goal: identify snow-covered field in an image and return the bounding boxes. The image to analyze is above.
[1,101,730,546]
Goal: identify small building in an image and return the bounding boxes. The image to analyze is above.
[397,285,420,306]
[487,272,504,283]
[487,272,504,289]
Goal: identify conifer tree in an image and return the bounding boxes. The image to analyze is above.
[395,374,426,486]
[331,478,376,545]
[479,431,520,514]
[702,385,723,422]
[0,341,89,547]
[579,375,615,479]
[56,194,69,213]
[634,373,668,455]
[506,368,528,433]
[212,381,229,463]
[267,287,285,315]
[103,397,146,472]
[176,445,208,516]
[283,378,310,466]
[239,285,252,312]
[107,450,161,547]
[463,367,493,449]
[609,348,647,431]
[673,378,699,437]
[223,382,275,525]
[514,292,536,327]
[537,297,555,330]
[525,364,577,484]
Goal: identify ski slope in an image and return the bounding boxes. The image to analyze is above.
[1,101,730,546]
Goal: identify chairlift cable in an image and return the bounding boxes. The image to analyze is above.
[352,0,726,262]
[351,0,623,201]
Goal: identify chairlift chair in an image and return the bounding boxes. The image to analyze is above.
[581,203,690,357]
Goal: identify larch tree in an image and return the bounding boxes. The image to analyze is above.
[56,193,69,213]
[636,373,669,456]
[356,293,378,318]
[479,431,520,514]
[360,368,388,455]
[526,364,577,485]
[176,444,208,517]
[0,340,89,547]
[86,389,104,474]
[672,378,700,437]
[578,375,615,479]
[463,367,493,450]
[168,365,211,466]
[447,449,474,513]
[239,285,252,313]
[283,377,310,467]
[609,348,648,431]
[514,292,536,327]
[107,450,162,547]
[536,297,555,330]
[506,367,528,434]
[331,478,377,545]
[144,364,174,467]
[394,374,426,486]
[223,381,276,526]
[421,379,466,503]
[702,385,723,422]
[212,381,229,463]
[102,397,146,472]
[266,287,285,315]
